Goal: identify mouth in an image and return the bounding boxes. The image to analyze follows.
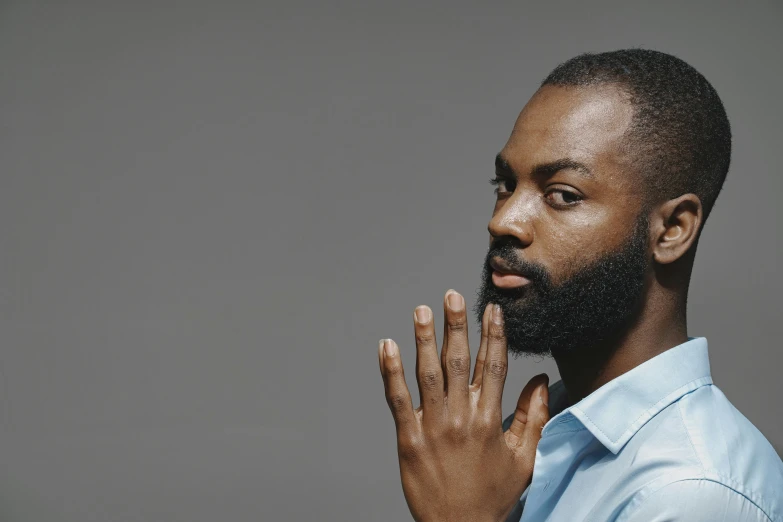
[490,257,532,289]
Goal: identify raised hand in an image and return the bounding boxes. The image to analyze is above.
[378,290,550,522]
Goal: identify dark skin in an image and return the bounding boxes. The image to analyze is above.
[378,83,703,521]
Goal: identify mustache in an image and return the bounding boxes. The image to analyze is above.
[485,240,551,286]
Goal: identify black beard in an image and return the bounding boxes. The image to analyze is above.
[472,212,651,360]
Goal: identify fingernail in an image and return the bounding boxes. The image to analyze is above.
[415,306,431,324]
[383,339,397,357]
[447,291,463,312]
[491,303,503,324]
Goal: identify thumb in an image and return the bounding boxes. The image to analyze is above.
[525,376,550,441]
[506,373,549,443]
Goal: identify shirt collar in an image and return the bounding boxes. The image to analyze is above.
[554,336,713,454]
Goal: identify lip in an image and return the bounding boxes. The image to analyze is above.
[490,257,531,289]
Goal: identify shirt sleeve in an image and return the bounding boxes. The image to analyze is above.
[623,479,772,522]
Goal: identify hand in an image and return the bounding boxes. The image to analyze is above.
[378,290,550,522]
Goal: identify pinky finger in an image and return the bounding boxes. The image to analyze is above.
[380,339,416,432]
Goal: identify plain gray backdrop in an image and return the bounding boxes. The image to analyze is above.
[0,1,780,521]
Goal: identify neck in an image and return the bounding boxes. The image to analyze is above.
[553,285,689,406]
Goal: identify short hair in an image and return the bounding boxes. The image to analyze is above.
[541,49,731,231]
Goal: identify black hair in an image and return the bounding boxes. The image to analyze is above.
[542,49,731,231]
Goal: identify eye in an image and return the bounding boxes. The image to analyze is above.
[488,177,516,195]
[545,188,583,208]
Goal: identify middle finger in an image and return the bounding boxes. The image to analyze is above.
[442,290,471,411]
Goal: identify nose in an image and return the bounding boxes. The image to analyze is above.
[487,194,535,247]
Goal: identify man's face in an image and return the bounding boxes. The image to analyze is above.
[473,84,652,358]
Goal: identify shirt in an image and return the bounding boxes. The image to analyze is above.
[501,336,783,522]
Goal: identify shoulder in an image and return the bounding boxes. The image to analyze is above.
[624,384,783,522]
[677,385,783,494]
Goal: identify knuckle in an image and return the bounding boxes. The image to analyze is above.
[415,330,435,345]
[486,358,508,378]
[488,323,505,340]
[446,417,469,442]
[447,355,470,376]
[426,394,442,407]
[385,360,404,378]
[397,435,423,462]
[418,369,442,391]
[474,413,497,436]
[387,392,408,413]
[447,315,468,332]
[449,415,466,431]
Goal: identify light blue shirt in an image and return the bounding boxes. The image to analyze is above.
[502,336,783,521]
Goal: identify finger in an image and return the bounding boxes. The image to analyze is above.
[471,303,493,387]
[380,339,416,432]
[523,377,550,442]
[440,290,452,389]
[442,290,471,410]
[439,288,463,391]
[506,373,549,442]
[477,304,508,414]
[378,338,384,376]
[413,305,444,417]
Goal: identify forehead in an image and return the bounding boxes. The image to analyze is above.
[501,84,635,176]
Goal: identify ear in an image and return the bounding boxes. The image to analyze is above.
[651,194,702,265]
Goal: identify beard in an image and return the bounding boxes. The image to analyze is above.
[472,212,651,359]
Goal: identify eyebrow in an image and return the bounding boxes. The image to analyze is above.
[495,154,593,180]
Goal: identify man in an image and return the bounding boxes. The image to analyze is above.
[377,49,783,521]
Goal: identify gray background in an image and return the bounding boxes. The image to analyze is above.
[0,1,780,521]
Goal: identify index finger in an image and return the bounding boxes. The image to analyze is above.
[477,304,508,414]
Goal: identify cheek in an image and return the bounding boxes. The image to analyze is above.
[544,239,585,284]
[540,210,629,281]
